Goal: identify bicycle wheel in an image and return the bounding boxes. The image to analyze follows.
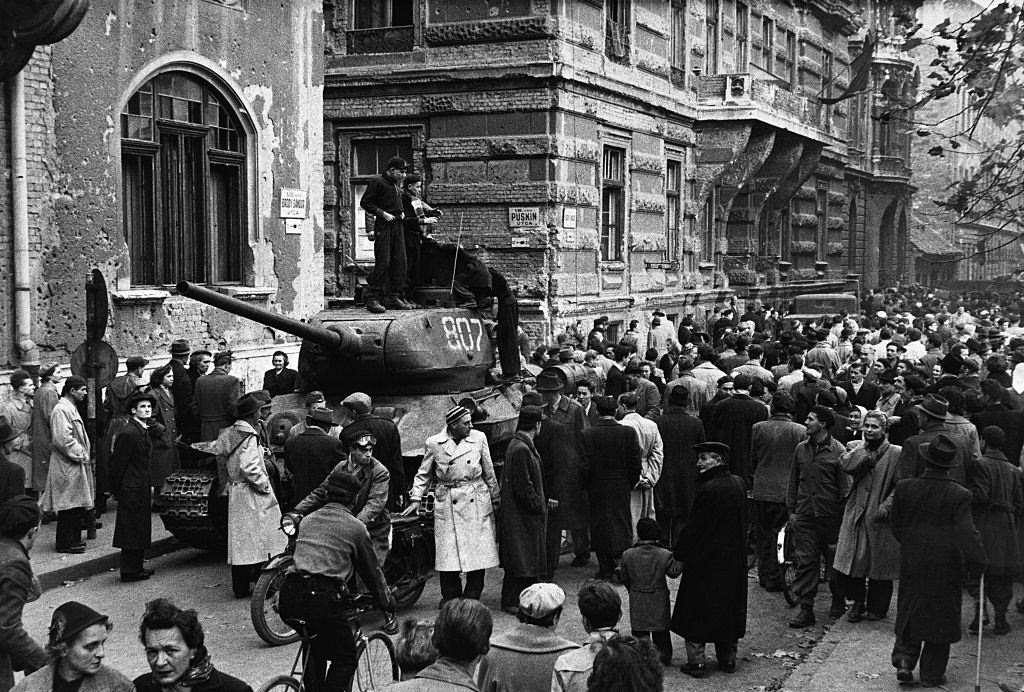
[349,632,399,692]
[252,569,301,646]
[257,674,302,692]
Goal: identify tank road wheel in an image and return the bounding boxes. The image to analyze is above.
[251,569,300,646]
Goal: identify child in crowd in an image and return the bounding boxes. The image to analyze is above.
[618,517,683,665]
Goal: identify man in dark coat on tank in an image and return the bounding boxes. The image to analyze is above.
[671,441,747,678]
[110,391,159,583]
[498,406,549,613]
[579,395,642,580]
[890,433,988,687]
[654,386,705,544]
[339,392,405,510]
[965,425,1023,635]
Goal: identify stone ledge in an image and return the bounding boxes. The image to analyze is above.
[111,289,172,305]
[215,286,275,300]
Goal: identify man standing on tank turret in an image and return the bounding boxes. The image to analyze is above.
[360,156,414,314]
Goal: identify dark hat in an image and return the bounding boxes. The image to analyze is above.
[0,495,40,534]
[877,369,898,384]
[916,394,950,421]
[213,350,234,366]
[235,394,262,419]
[48,602,108,648]
[326,470,362,501]
[919,433,958,468]
[127,391,156,411]
[668,386,689,406]
[170,339,191,356]
[9,370,31,390]
[903,375,927,394]
[557,347,574,362]
[732,373,752,390]
[304,391,326,407]
[653,309,666,317]
[306,407,335,426]
[940,352,965,374]
[250,390,272,407]
[518,405,547,426]
[342,392,372,414]
[522,391,544,407]
[126,356,149,371]
[0,416,17,444]
[535,371,562,392]
[966,338,984,354]
[693,441,730,460]
[594,395,618,416]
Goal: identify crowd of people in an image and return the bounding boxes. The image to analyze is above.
[3,284,1024,690]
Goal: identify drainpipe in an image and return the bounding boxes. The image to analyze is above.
[10,70,40,377]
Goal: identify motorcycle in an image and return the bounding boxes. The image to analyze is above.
[251,512,436,646]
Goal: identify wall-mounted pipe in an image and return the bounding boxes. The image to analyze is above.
[10,69,39,372]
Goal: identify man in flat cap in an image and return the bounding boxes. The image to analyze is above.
[890,434,987,687]
[489,583,577,690]
[340,392,404,511]
[498,405,551,613]
[0,371,34,497]
[404,406,499,604]
[0,495,49,689]
[194,351,242,441]
[671,441,747,677]
[284,407,344,508]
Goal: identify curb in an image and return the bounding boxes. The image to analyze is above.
[38,537,184,591]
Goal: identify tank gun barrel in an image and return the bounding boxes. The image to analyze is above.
[176,281,343,351]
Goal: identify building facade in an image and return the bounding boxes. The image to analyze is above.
[322,0,917,341]
[0,0,324,384]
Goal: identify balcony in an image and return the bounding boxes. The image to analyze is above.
[872,35,915,70]
[346,26,415,54]
[873,155,912,180]
[694,73,836,141]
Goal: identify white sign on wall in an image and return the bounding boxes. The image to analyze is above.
[508,206,541,228]
[279,188,308,219]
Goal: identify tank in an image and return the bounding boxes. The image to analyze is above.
[160,282,523,550]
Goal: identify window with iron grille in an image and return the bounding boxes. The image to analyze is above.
[350,137,414,262]
[705,0,719,75]
[605,0,631,63]
[601,147,626,261]
[121,71,246,287]
[666,160,682,261]
[349,0,414,53]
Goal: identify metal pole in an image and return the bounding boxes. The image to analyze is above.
[85,278,98,537]
[974,572,984,692]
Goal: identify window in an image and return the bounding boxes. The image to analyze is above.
[121,71,246,287]
[816,185,828,261]
[666,160,682,261]
[849,92,866,151]
[784,30,797,89]
[670,0,687,85]
[735,2,749,70]
[701,186,719,262]
[605,0,631,63]
[353,0,412,29]
[601,147,626,261]
[705,0,719,75]
[348,0,414,53]
[757,16,773,72]
[822,49,834,126]
[350,137,414,262]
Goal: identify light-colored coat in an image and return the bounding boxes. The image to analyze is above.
[0,397,32,489]
[833,441,902,580]
[216,420,286,565]
[412,429,499,572]
[11,662,133,692]
[620,412,663,531]
[41,397,93,513]
[29,383,59,494]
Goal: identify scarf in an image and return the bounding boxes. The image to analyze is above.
[172,652,214,688]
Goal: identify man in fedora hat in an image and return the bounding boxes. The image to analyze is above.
[897,394,970,486]
[30,364,61,500]
[498,405,550,612]
[167,340,199,446]
[890,433,987,687]
[671,441,747,677]
[284,407,344,509]
[0,419,25,503]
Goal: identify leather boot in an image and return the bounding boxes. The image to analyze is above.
[366,298,386,314]
[847,602,865,622]
[993,613,1011,635]
[789,606,815,628]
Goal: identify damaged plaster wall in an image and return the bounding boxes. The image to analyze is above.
[38,0,324,364]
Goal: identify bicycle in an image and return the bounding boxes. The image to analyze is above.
[257,594,399,692]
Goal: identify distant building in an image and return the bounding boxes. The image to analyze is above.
[0,1,324,385]
[322,0,918,340]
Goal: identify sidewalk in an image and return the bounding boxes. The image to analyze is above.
[33,505,182,591]
[784,588,1024,691]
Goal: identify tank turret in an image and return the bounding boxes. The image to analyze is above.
[177,281,495,396]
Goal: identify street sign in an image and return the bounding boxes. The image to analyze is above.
[508,206,540,228]
[70,340,119,389]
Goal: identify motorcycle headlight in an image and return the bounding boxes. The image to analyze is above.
[281,513,300,536]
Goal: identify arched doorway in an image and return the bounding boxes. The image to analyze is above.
[877,201,897,287]
[847,199,857,271]
[896,209,908,284]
